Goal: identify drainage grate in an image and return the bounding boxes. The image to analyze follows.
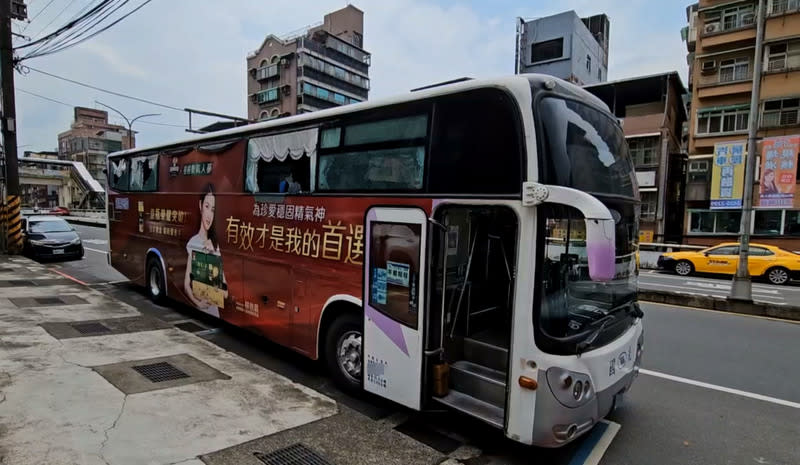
[174,322,206,333]
[36,297,63,305]
[132,361,190,383]
[71,322,111,335]
[254,444,335,465]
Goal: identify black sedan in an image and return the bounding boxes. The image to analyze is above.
[22,216,84,261]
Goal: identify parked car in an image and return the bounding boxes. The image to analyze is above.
[49,206,71,216]
[657,242,800,285]
[22,216,84,261]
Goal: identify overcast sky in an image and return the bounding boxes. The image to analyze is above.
[13,0,690,152]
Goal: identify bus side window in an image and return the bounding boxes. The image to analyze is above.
[109,157,131,191]
[129,154,158,192]
[429,89,522,194]
[246,129,317,194]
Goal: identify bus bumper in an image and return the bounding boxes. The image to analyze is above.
[531,327,643,448]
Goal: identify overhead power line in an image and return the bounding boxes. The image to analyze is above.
[21,65,184,111]
[30,0,81,40]
[17,86,190,129]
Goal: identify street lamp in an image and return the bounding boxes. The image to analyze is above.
[95,100,160,150]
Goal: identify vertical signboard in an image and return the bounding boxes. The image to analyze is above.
[759,135,799,208]
[710,141,746,209]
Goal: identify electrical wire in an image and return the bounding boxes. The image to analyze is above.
[25,0,59,26]
[21,65,184,112]
[30,0,82,41]
[21,0,121,58]
[17,87,190,129]
[15,0,111,50]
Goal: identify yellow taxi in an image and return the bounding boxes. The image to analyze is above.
[657,242,800,285]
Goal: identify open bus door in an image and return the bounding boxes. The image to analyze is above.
[362,206,428,410]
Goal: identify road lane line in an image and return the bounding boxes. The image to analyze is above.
[639,279,783,295]
[640,282,784,301]
[641,301,800,325]
[84,247,109,255]
[639,273,800,292]
[50,268,89,286]
[567,420,620,465]
[640,369,800,409]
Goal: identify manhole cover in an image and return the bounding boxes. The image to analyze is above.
[254,444,334,465]
[174,322,207,333]
[9,280,36,286]
[36,297,63,305]
[71,322,112,335]
[132,362,190,383]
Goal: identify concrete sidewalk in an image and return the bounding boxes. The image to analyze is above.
[0,256,337,465]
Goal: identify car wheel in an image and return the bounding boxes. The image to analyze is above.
[324,313,362,392]
[765,267,790,286]
[674,260,694,276]
[146,257,166,303]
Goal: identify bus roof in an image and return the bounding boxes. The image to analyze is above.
[109,74,609,159]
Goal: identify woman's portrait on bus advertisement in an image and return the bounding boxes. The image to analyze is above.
[184,183,228,317]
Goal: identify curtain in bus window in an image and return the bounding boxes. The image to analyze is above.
[109,158,129,190]
[246,128,318,192]
[129,155,158,191]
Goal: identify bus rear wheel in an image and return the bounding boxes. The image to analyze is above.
[146,257,166,304]
[324,313,362,392]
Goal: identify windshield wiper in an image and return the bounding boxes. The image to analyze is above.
[575,302,643,354]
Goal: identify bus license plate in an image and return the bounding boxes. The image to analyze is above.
[53,249,64,255]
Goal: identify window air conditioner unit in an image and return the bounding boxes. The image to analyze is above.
[704,22,721,34]
[701,60,717,73]
[280,58,288,66]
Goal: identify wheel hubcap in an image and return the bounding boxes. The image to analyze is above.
[676,262,691,275]
[337,330,362,383]
[769,269,788,284]
[150,266,161,296]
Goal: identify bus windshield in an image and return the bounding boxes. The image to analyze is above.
[535,95,639,354]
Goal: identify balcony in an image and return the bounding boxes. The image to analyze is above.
[765,54,800,73]
[696,66,754,98]
[298,66,368,99]
[298,36,369,75]
[251,87,287,105]
[767,0,800,16]
[254,64,280,82]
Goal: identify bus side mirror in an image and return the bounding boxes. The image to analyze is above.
[523,182,616,282]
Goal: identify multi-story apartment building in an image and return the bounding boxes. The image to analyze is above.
[515,11,610,85]
[586,72,689,243]
[246,5,370,121]
[683,0,800,250]
[58,107,134,187]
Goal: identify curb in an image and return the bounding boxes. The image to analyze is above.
[64,217,106,228]
[638,289,800,322]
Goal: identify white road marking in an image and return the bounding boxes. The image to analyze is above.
[640,369,800,409]
[82,239,108,245]
[582,420,621,465]
[640,282,784,301]
[640,272,800,293]
[84,247,108,255]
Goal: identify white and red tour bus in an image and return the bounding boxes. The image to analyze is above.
[106,74,643,447]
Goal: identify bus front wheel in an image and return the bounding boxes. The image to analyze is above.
[146,257,166,304]
[324,313,362,392]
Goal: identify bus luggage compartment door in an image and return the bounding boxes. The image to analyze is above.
[362,206,428,410]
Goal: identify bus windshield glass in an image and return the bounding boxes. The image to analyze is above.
[535,95,639,354]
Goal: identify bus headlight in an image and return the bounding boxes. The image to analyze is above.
[546,367,594,408]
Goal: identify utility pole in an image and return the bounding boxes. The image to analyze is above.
[730,0,766,302]
[95,101,159,150]
[1,0,26,254]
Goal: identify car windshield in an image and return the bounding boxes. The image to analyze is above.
[29,219,72,233]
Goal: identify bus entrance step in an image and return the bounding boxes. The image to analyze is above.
[449,360,506,407]
[463,336,508,372]
[434,389,504,429]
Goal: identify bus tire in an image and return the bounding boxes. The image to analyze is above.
[324,313,362,392]
[146,257,166,304]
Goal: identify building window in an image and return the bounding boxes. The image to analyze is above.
[531,38,564,63]
[258,111,269,121]
[766,40,800,72]
[688,159,710,182]
[697,107,749,134]
[785,210,800,235]
[254,88,279,104]
[754,210,783,235]
[597,67,602,80]
[352,31,363,48]
[256,63,279,81]
[270,108,280,117]
[762,98,800,127]
[768,0,800,16]
[719,57,749,82]
[640,192,657,220]
[300,81,356,107]
[704,5,755,33]
[628,137,659,166]
[586,55,591,72]
[299,53,370,89]
[689,210,742,234]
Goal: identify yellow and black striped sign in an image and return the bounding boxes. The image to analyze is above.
[4,195,23,254]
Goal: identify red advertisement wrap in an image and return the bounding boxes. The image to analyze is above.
[108,142,432,357]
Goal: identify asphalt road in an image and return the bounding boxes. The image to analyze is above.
[639,269,800,306]
[46,224,800,465]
